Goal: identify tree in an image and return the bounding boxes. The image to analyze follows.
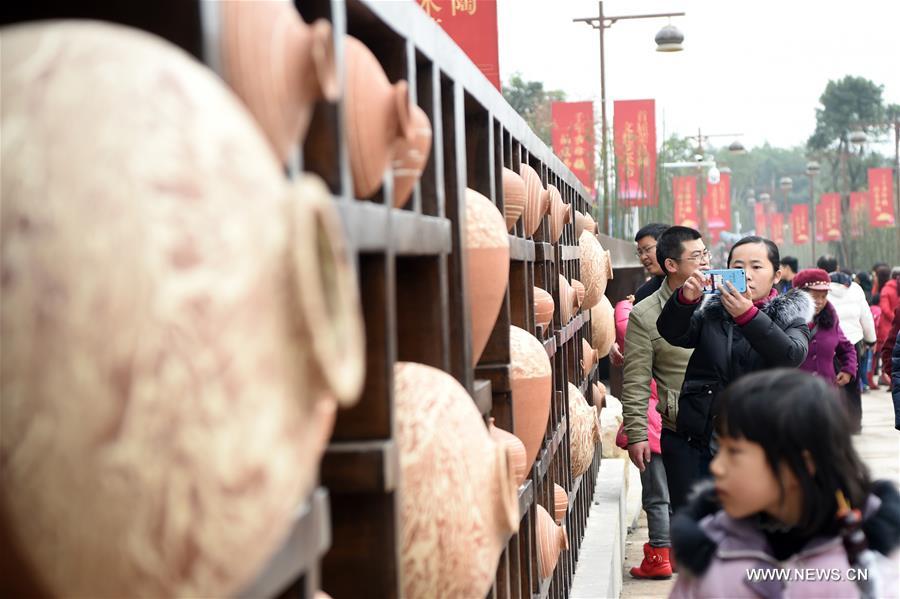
[502,73,566,145]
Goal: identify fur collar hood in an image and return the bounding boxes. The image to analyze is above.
[697,288,815,329]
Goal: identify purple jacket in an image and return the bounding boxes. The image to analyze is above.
[799,301,857,385]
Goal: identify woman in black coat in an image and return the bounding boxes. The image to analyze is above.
[655,236,813,510]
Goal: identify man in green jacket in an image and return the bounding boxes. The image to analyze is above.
[621,226,709,576]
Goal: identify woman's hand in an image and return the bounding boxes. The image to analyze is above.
[721,281,754,319]
[835,372,852,386]
[681,270,707,303]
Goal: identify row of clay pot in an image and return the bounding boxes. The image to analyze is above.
[1,21,366,599]
[220,0,432,207]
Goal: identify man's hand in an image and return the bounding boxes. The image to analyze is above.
[681,270,707,303]
[610,342,624,367]
[721,281,754,319]
[627,441,651,472]
[835,371,852,386]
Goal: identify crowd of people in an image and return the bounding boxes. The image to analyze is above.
[610,223,900,595]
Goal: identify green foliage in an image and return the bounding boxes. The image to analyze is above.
[808,76,885,152]
[502,72,566,145]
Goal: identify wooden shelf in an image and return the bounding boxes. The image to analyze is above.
[321,440,398,493]
[559,245,580,262]
[543,336,557,359]
[509,235,536,262]
[556,313,584,346]
[474,378,493,416]
[518,479,535,521]
[535,416,568,479]
[335,201,451,255]
[475,363,512,394]
[534,242,554,263]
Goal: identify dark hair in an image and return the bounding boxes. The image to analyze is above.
[875,265,891,288]
[817,255,838,273]
[634,223,669,243]
[715,369,871,536]
[655,226,702,275]
[779,256,798,273]
[727,236,779,271]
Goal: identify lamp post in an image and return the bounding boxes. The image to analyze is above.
[574,3,685,235]
[682,129,745,238]
[806,160,820,265]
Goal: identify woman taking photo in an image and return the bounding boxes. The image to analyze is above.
[656,236,813,510]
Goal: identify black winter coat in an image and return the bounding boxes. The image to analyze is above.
[657,289,814,444]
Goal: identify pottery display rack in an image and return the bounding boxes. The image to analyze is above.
[1,1,643,598]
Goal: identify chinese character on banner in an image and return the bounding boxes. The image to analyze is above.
[770,212,785,244]
[417,0,500,89]
[850,192,868,237]
[551,102,596,194]
[672,176,698,229]
[614,100,657,206]
[754,202,768,237]
[791,204,810,244]
[704,173,732,231]
[867,168,896,228]
[820,193,842,241]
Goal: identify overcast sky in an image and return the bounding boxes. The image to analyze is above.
[496,0,900,151]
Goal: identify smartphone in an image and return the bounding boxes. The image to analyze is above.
[701,268,747,294]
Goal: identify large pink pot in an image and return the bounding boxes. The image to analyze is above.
[465,188,510,365]
[536,504,569,579]
[391,102,432,208]
[502,168,527,231]
[520,164,550,237]
[0,21,364,599]
[581,338,599,377]
[395,363,518,599]
[548,185,570,244]
[534,286,555,331]
[220,0,338,163]
[579,231,612,310]
[568,384,600,478]
[510,326,552,468]
[590,296,616,358]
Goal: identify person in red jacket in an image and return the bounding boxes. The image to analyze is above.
[877,267,900,385]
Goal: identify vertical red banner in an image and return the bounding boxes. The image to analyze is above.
[868,168,896,228]
[552,102,595,193]
[613,99,657,207]
[704,173,732,231]
[850,192,869,237]
[820,193,842,241]
[754,203,768,237]
[770,213,785,244]
[815,202,825,242]
[417,0,500,89]
[672,176,698,229]
[791,204,810,244]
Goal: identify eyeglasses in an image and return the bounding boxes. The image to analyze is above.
[635,244,657,258]
[675,249,711,263]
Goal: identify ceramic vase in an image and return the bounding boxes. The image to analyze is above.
[571,279,585,311]
[520,164,550,237]
[533,287,555,331]
[391,102,432,208]
[536,504,569,579]
[0,21,365,599]
[548,185,570,243]
[395,362,518,599]
[345,35,411,199]
[593,382,608,411]
[220,0,338,163]
[573,210,588,239]
[568,384,599,478]
[581,338,599,377]
[579,231,611,310]
[558,275,578,324]
[590,296,616,358]
[502,168,527,231]
[584,212,598,234]
[510,326,552,467]
[465,188,510,365]
[553,484,569,524]
[489,418,528,486]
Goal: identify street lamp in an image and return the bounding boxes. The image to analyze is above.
[806,160,820,263]
[728,140,747,154]
[574,3,686,235]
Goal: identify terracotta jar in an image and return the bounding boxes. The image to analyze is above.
[568,384,599,478]
[579,231,612,310]
[510,326,552,468]
[391,102,432,208]
[571,278,586,311]
[584,212,598,234]
[553,484,569,524]
[558,275,578,324]
[590,295,616,358]
[502,168,527,231]
[581,338,599,377]
[220,0,338,163]
[520,164,550,237]
[573,210,588,239]
[533,286,555,331]
[465,188,510,365]
[489,418,528,486]
[0,21,365,599]
[345,35,412,199]
[593,381,608,411]
[395,363,518,599]
[548,185,570,243]
[536,504,569,579]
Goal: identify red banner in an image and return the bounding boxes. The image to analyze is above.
[850,192,868,237]
[791,204,810,244]
[754,203,768,237]
[820,193,842,241]
[552,102,595,193]
[672,176,698,229]
[868,167,896,228]
[418,0,500,90]
[703,172,732,232]
[815,202,825,242]
[613,99,657,207]
[770,212,785,244]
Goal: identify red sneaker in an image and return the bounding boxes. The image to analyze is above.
[629,543,673,579]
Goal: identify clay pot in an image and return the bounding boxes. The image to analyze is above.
[553,484,569,524]
[465,188,510,365]
[571,279,585,311]
[533,287,555,331]
[220,0,338,163]
[591,296,616,358]
[581,338,599,377]
[502,168,527,231]
[0,21,365,599]
[510,326,553,467]
[548,185,570,243]
[574,210,588,239]
[568,383,599,478]
[536,504,569,579]
[391,102,432,208]
[593,382,607,411]
[558,275,578,324]
[584,212,598,234]
[345,35,412,198]
[579,231,611,310]
[489,418,528,486]
[395,363,518,598]
[520,164,550,237]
